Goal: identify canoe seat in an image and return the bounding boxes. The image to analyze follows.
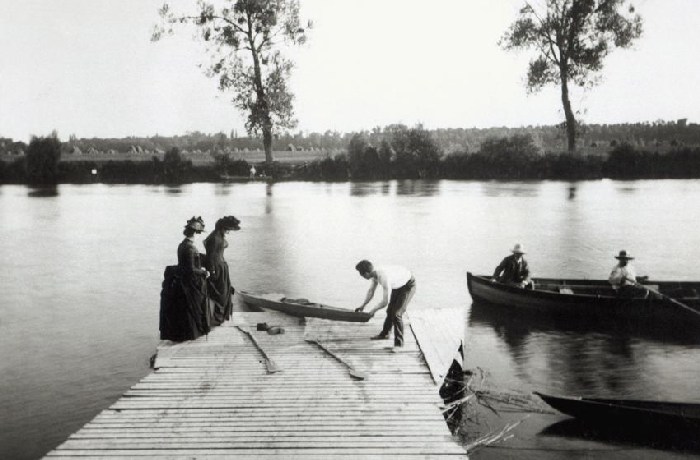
[558,287,574,294]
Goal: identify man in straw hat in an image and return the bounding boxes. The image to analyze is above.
[608,250,644,297]
[492,243,532,288]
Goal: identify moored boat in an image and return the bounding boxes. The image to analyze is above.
[467,272,700,326]
[535,392,700,433]
[238,291,372,322]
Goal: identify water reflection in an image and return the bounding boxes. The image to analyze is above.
[395,179,440,196]
[165,185,184,194]
[469,300,700,347]
[214,184,233,196]
[540,418,700,453]
[349,181,391,196]
[469,300,700,397]
[479,182,541,197]
[265,183,273,213]
[27,185,58,197]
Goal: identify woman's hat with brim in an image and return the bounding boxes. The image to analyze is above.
[185,216,205,233]
[615,250,634,260]
[511,243,526,254]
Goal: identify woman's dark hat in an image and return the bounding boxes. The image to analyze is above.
[218,215,241,231]
[185,216,205,233]
[615,250,634,260]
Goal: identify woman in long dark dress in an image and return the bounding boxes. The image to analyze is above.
[160,216,211,341]
[203,216,240,326]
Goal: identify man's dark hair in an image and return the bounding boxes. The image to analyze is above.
[355,260,373,275]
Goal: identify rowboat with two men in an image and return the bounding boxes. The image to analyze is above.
[466,272,700,327]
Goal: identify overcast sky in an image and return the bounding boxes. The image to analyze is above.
[1,0,698,142]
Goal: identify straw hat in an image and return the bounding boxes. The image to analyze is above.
[511,243,526,254]
[615,250,634,260]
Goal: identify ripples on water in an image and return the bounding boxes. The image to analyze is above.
[2,180,700,458]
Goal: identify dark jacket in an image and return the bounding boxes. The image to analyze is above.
[203,230,227,268]
[493,254,530,284]
[177,238,207,278]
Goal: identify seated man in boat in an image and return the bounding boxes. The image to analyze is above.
[608,250,647,298]
[492,243,532,288]
[354,260,416,351]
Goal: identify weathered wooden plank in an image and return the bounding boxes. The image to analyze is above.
[48,449,466,457]
[57,439,464,450]
[45,310,466,458]
[47,456,463,459]
[408,308,464,385]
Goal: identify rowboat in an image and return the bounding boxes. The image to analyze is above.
[238,291,372,322]
[536,392,700,434]
[467,272,700,326]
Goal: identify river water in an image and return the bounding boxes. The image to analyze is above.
[1,180,699,459]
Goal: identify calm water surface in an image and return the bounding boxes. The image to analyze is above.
[1,180,700,459]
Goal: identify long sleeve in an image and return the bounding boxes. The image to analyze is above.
[493,257,507,278]
[179,241,206,277]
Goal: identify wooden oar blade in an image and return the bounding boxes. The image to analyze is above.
[235,325,283,374]
[305,338,367,380]
[264,358,282,374]
[348,368,366,380]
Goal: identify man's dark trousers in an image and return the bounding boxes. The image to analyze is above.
[379,277,416,346]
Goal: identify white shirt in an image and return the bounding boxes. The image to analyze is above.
[362,265,412,312]
[375,265,412,290]
[608,263,637,289]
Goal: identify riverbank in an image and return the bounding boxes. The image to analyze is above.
[3,143,700,184]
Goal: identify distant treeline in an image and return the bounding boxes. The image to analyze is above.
[296,131,700,181]
[4,128,700,184]
[2,119,699,159]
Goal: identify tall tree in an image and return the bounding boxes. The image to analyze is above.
[153,0,311,166]
[25,134,61,184]
[500,0,642,153]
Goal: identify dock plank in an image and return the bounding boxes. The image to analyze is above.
[408,308,464,385]
[44,309,466,459]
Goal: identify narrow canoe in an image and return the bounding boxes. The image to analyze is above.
[536,392,700,433]
[238,291,372,322]
[467,272,700,326]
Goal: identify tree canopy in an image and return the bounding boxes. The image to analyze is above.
[153,0,311,167]
[25,134,62,184]
[500,0,642,153]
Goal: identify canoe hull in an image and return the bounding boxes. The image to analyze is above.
[536,392,700,433]
[239,291,371,322]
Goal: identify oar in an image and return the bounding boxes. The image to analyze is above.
[235,325,281,374]
[305,338,367,380]
[632,280,700,319]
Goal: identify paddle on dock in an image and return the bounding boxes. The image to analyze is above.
[305,338,367,380]
[235,325,281,374]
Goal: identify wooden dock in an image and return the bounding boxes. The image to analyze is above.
[46,308,466,459]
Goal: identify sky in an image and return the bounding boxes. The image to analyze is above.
[1,0,699,142]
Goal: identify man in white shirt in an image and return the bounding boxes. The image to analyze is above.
[354,260,416,350]
[608,250,641,297]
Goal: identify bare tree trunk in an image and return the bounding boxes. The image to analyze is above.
[560,74,577,154]
[262,125,273,165]
[247,12,274,167]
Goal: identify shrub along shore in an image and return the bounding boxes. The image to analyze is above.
[3,130,700,185]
